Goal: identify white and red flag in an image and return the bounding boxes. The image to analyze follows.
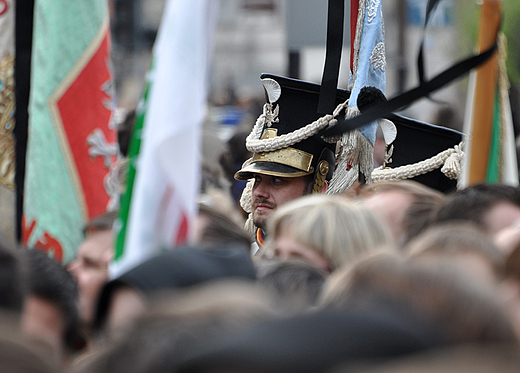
[111,0,219,277]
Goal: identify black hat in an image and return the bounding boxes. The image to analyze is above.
[179,309,443,373]
[382,113,463,193]
[356,86,464,193]
[234,74,350,181]
[93,246,256,330]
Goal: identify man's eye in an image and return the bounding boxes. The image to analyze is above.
[84,258,99,269]
[272,177,284,185]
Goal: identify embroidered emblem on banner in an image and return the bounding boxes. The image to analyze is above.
[48,22,117,221]
[0,52,14,190]
[370,42,386,72]
[368,0,380,23]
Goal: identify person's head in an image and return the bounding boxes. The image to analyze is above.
[234,74,368,232]
[195,199,250,251]
[0,244,26,314]
[67,211,116,331]
[434,183,520,235]
[256,259,327,311]
[218,130,251,182]
[263,194,394,272]
[72,281,275,373]
[93,246,257,338]
[361,180,444,246]
[341,344,520,373]
[178,309,442,373]
[0,318,58,373]
[405,223,506,286]
[21,249,82,364]
[250,173,317,230]
[321,253,517,345]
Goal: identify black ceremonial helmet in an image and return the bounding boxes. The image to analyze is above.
[356,86,464,193]
[235,74,350,192]
[382,113,463,193]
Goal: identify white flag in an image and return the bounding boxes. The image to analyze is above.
[111,0,219,277]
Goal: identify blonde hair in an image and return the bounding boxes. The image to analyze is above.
[264,194,394,271]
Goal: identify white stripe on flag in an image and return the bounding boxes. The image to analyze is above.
[110,0,219,277]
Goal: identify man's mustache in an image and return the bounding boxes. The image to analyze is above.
[253,198,275,208]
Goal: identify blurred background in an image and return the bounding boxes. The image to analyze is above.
[108,0,520,170]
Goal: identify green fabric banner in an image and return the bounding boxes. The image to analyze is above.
[24,0,117,264]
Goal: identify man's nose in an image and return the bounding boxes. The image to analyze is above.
[252,179,269,199]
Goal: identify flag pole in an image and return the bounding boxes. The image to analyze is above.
[467,0,502,185]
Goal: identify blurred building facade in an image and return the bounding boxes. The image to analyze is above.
[111,0,463,130]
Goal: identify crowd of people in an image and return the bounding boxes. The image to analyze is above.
[4,42,520,373]
[3,164,520,372]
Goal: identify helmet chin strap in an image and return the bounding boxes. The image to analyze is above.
[312,147,336,194]
[312,160,329,194]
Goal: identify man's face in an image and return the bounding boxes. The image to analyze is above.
[252,174,310,230]
[67,229,112,328]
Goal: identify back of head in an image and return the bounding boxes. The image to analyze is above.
[405,223,505,282]
[83,210,117,237]
[196,203,250,251]
[342,344,520,373]
[74,281,276,373]
[93,246,257,333]
[257,259,327,311]
[362,180,444,200]
[179,308,442,373]
[265,194,394,270]
[0,244,25,314]
[23,249,82,352]
[434,184,520,233]
[361,180,445,244]
[0,322,57,373]
[321,253,517,345]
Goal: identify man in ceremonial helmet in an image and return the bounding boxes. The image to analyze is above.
[235,0,386,247]
[234,74,374,247]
